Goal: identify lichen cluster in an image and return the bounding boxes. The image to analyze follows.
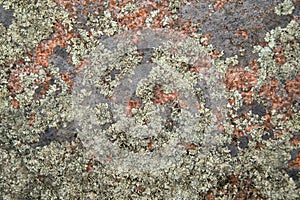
[73,29,228,173]
[0,0,70,64]
[0,0,299,199]
[254,19,300,85]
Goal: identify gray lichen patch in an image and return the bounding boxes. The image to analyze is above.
[73,29,228,173]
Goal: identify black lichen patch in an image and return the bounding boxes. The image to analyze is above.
[0,4,14,27]
[31,123,78,148]
[238,136,249,149]
[31,127,58,148]
[252,102,266,117]
[53,45,69,60]
[286,167,299,185]
[287,148,300,184]
[51,46,75,74]
[228,143,239,157]
[262,130,274,140]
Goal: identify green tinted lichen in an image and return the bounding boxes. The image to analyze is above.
[275,0,295,16]
[0,63,73,151]
[66,10,119,65]
[0,0,70,64]
[0,140,92,199]
[254,19,300,86]
[1,0,299,199]
[168,0,182,14]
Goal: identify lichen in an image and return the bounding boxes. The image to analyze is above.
[0,0,299,199]
[275,0,295,16]
[254,19,300,86]
[73,29,228,174]
[0,0,70,64]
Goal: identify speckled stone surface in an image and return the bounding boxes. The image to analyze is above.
[0,0,299,199]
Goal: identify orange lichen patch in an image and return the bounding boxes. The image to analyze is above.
[212,0,240,9]
[16,141,29,147]
[126,100,141,117]
[259,78,293,131]
[153,89,178,105]
[291,138,300,146]
[263,113,273,131]
[108,0,196,34]
[179,142,198,151]
[6,64,42,109]
[260,79,292,114]
[86,161,94,173]
[234,128,246,138]
[257,68,297,131]
[285,72,300,101]
[214,0,227,9]
[174,18,198,35]
[235,30,248,39]
[288,152,300,169]
[75,59,90,75]
[6,58,42,97]
[11,99,20,109]
[210,49,221,59]
[29,114,36,126]
[213,0,239,10]
[7,70,24,95]
[273,46,286,65]
[255,142,264,149]
[230,113,261,137]
[225,61,259,105]
[230,173,240,185]
[204,191,214,200]
[147,139,153,151]
[108,0,171,28]
[53,0,81,17]
[134,185,146,193]
[34,22,78,68]
[224,62,260,137]
[6,21,78,102]
[60,71,74,87]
